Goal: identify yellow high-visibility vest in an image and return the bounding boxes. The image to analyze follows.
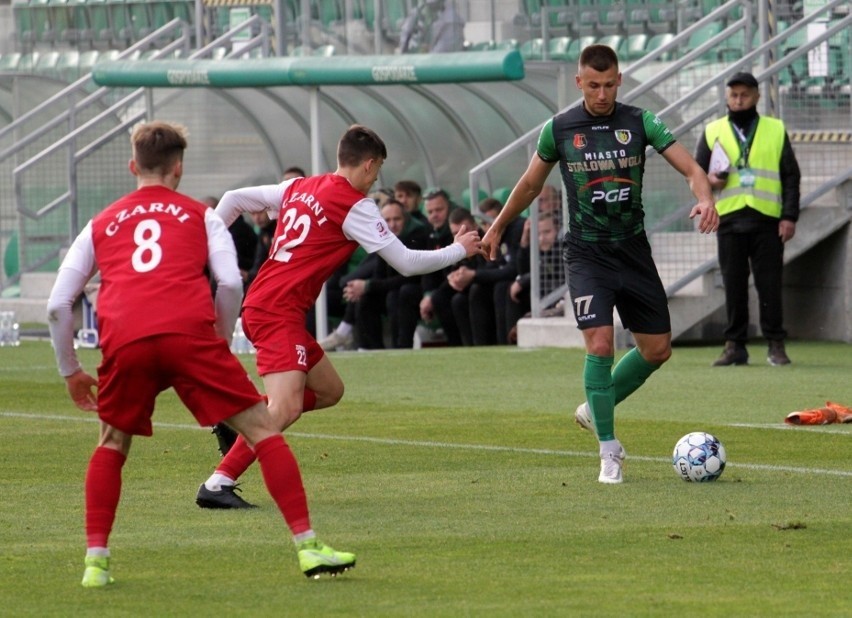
[705,115,785,218]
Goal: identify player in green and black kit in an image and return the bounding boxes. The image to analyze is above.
[482,45,718,484]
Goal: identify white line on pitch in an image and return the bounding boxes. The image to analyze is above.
[3,411,851,478]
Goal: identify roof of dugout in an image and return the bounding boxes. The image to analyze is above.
[88,51,571,202]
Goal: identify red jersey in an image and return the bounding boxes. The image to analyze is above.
[91,186,218,351]
[244,174,381,315]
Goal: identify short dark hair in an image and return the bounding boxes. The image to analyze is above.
[424,188,450,202]
[579,44,619,72]
[394,179,422,196]
[449,207,476,227]
[131,121,187,174]
[337,124,387,168]
[282,166,306,178]
[477,197,503,214]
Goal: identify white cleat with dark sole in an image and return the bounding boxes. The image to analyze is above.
[574,402,594,432]
[598,444,626,484]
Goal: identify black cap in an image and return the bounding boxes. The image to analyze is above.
[727,72,759,88]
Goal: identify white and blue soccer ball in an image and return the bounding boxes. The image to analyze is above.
[672,432,727,482]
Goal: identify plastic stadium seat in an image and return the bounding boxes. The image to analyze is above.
[46,0,75,45]
[624,33,648,60]
[125,0,154,40]
[566,35,596,61]
[29,0,56,46]
[55,49,80,81]
[313,44,335,57]
[0,53,23,72]
[469,41,496,51]
[12,0,36,47]
[520,38,544,60]
[495,39,518,50]
[106,0,134,46]
[548,36,571,61]
[492,186,512,206]
[383,0,408,35]
[645,33,675,61]
[596,34,624,55]
[18,52,41,73]
[684,21,723,61]
[77,49,100,74]
[36,50,61,76]
[461,187,488,210]
[82,0,115,46]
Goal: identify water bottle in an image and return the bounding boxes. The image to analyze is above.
[0,311,20,347]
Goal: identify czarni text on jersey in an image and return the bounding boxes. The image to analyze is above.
[104,203,191,236]
[287,192,328,225]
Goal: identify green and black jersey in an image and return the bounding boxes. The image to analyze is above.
[537,102,676,243]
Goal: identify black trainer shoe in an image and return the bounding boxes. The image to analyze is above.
[196,483,257,509]
[767,340,791,366]
[211,423,238,456]
[713,341,749,366]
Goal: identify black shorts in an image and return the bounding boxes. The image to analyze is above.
[564,232,670,334]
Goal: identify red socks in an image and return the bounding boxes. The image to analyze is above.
[254,435,311,535]
[85,446,127,549]
[215,388,318,481]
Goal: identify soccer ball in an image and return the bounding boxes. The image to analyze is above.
[672,432,726,482]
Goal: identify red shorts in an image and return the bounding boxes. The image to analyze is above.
[97,333,264,436]
[241,306,325,377]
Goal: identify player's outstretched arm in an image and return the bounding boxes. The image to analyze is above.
[453,224,485,259]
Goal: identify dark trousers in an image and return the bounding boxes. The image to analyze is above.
[451,282,498,346]
[395,282,423,348]
[717,226,786,344]
[430,284,462,346]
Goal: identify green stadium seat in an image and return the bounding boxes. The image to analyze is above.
[383,0,408,35]
[77,49,100,74]
[623,33,648,60]
[36,50,61,76]
[716,28,745,62]
[126,0,154,40]
[29,0,55,46]
[495,39,518,50]
[520,38,544,60]
[548,36,571,61]
[492,186,512,205]
[18,52,40,73]
[12,0,36,48]
[106,0,134,46]
[645,32,675,61]
[313,44,335,57]
[0,52,23,72]
[82,0,114,46]
[46,0,75,44]
[470,41,496,51]
[3,231,20,279]
[566,35,596,61]
[147,0,174,30]
[684,21,723,62]
[461,187,488,210]
[56,49,80,81]
[596,34,624,55]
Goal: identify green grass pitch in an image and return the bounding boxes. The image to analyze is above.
[1,341,850,616]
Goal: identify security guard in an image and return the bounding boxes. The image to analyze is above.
[697,71,801,366]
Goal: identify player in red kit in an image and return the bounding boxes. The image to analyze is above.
[47,121,355,585]
[195,125,483,516]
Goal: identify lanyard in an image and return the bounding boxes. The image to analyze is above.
[729,118,758,168]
